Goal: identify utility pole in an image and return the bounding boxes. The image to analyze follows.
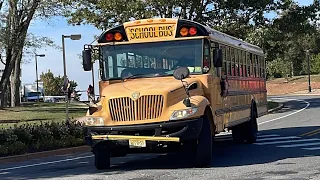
[35,55,38,102]
[91,62,95,101]
[307,50,311,93]
[34,53,45,102]
[61,34,81,121]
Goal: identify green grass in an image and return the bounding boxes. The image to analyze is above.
[267,101,279,110]
[0,102,88,126]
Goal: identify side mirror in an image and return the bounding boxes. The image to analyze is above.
[82,49,92,71]
[173,66,190,80]
[213,49,223,67]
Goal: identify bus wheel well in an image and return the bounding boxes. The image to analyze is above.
[203,106,216,134]
[251,100,257,115]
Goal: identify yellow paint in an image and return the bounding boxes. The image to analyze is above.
[91,135,180,142]
[123,18,178,42]
[300,128,320,137]
[306,131,320,137]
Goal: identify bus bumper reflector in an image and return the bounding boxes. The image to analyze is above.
[91,135,180,142]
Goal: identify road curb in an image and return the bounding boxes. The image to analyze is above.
[268,103,284,113]
[289,93,320,96]
[0,145,91,164]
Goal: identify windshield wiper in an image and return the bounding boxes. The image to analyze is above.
[154,73,174,77]
[122,74,153,80]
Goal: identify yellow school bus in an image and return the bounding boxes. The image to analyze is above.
[81,18,267,169]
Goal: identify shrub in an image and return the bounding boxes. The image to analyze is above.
[0,120,85,157]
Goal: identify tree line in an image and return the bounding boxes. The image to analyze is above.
[39,70,77,96]
[1,0,320,107]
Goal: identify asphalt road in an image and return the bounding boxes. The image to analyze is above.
[1,95,320,180]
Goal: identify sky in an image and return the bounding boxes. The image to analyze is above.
[21,0,314,101]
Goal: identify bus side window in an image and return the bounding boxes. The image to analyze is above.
[249,53,253,77]
[246,52,249,77]
[220,45,226,75]
[242,50,246,77]
[256,55,260,78]
[203,40,211,73]
[231,48,235,76]
[235,49,238,76]
[227,46,231,76]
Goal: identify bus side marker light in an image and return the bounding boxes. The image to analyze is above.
[114,32,123,41]
[180,27,189,36]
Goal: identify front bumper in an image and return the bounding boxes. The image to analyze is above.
[84,118,203,146]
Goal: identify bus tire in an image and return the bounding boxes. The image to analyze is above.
[93,145,111,170]
[193,114,213,168]
[245,106,258,143]
[232,106,258,143]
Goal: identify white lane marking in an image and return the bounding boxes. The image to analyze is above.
[255,138,320,145]
[258,98,310,125]
[215,134,280,142]
[256,136,300,142]
[278,142,320,148]
[216,132,264,137]
[302,147,320,150]
[216,134,279,139]
[0,155,94,172]
[256,134,280,138]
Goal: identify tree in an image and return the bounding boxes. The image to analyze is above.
[0,0,63,107]
[60,0,281,31]
[59,0,320,79]
[39,70,77,96]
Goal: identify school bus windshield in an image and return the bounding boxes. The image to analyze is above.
[100,39,203,80]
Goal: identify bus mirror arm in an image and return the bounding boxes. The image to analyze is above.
[173,67,191,107]
[181,80,191,107]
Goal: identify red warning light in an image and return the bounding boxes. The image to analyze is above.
[189,27,197,36]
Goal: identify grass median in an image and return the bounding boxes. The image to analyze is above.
[267,101,279,110]
[0,102,88,127]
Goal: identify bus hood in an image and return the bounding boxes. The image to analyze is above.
[101,77,199,97]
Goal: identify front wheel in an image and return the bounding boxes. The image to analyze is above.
[93,145,111,170]
[189,114,213,168]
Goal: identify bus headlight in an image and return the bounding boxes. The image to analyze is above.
[84,116,104,126]
[169,108,198,120]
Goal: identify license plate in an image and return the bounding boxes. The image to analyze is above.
[129,139,146,148]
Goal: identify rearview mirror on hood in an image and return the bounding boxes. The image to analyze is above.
[173,67,190,80]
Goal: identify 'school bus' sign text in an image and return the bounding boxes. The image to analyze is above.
[126,24,176,41]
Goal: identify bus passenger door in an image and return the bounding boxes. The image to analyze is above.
[210,41,225,133]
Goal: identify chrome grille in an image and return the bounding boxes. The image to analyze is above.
[109,95,164,121]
